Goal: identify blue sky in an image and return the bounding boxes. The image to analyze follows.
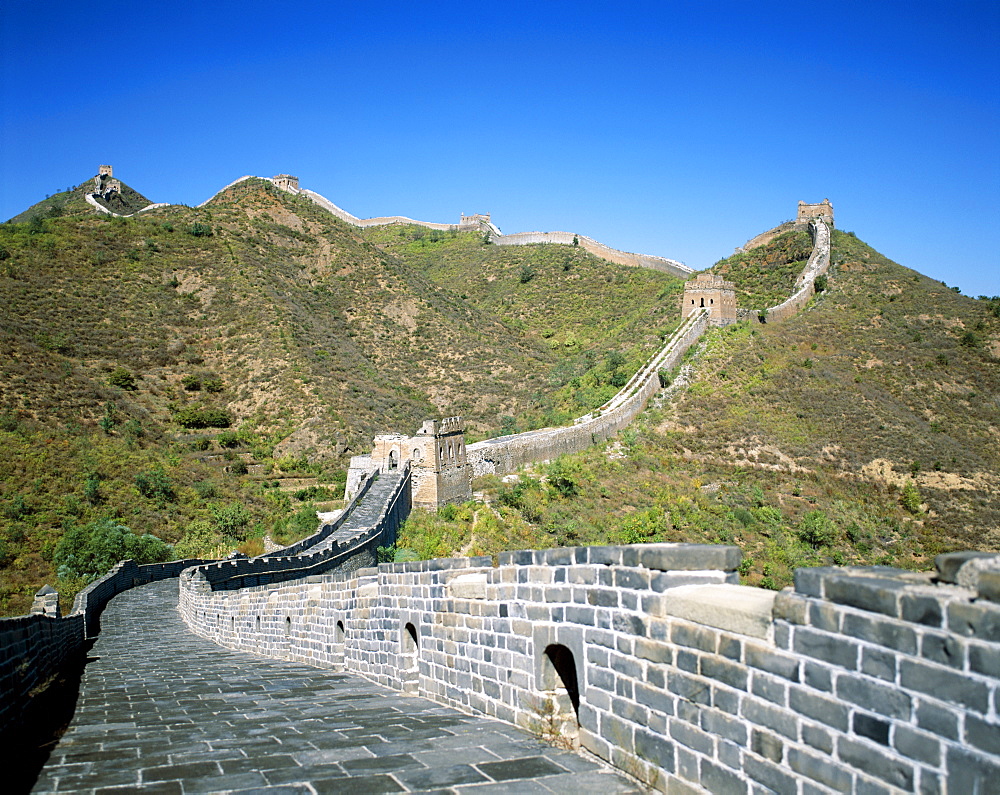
[3,1,998,296]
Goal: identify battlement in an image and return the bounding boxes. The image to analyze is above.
[459,212,491,227]
[98,165,113,177]
[797,198,834,224]
[272,174,300,193]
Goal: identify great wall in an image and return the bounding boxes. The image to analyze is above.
[3,176,998,793]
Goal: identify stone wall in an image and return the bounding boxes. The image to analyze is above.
[0,558,209,740]
[763,219,832,324]
[493,232,692,278]
[467,309,709,477]
[179,545,1000,793]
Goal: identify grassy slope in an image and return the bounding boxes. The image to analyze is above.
[363,225,683,433]
[398,230,1000,588]
[712,229,813,309]
[0,178,681,613]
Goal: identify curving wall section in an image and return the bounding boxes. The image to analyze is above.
[179,545,1000,793]
[763,219,832,323]
[466,309,709,477]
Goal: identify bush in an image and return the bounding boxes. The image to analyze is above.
[181,374,201,391]
[519,265,535,284]
[188,222,212,237]
[203,377,225,393]
[210,501,252,540]
[797,510,838,547]
[134,467,175,502]
[814,274,828,292]
[55,519,171,580]
[230,460,248,475]
[216,430,240,448]
[174,406,232,429]
[901,481,922,513]
[107,367,137,390]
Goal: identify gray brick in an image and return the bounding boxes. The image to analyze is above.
[669,670,711,706]
[750,729,783,762]
[677,649,698,673]
[921,631,964,668]
[669,720,714,756]
[934,551,998,583]
[789,686,850,731]
[914,700,959,740]
[803,661,832,692]
[946,745,1000,795]
[700,759,745,795]
[742,699,796,740]
[614,568,649,590]
[802,723,833,755]
[860,647,896,681]
[611,612,645,636]
[824,575,910,618]
[635,683,675,717]
[745,643,800,682]
[718,635,742,661]
[638,543,741,572]
[788,746,853,791]
[809,601,841,632]
[918,768,942,795]
[793,567,839,598]
[586,546,624,566]
[966,713,1000,756]
[835,674,911,719]
[979,570,1000,603]
[634,728,675,773]
[892,725,941,766]
[772,591,808,624]
[969,642,1000,677]
[751,672,787,705]
[701,656,748,691]
[900,594,943,628]
[743,756,797,795]
[712,685,740,714]
[843,613,917,654]
[701,710,748,746]
[598,712,634,752]
[634,638,672,665]
[672,622,717,653]
[900,659,990,712]
[838,737,914,790]
[793,626,859,670]
[852,712,890,745]
[587,588,619,608]
[855,777,894,795]
[947,601,1000,640]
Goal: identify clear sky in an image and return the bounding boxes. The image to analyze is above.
[3,1,998,296]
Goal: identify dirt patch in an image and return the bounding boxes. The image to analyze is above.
[383,298,420,332]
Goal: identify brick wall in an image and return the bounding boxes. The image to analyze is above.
[179,546,1000,793]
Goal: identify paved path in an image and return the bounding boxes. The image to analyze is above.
[32,581,644,794]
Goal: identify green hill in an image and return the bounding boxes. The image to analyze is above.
[0,176,681,614]
[398,230,1000,588]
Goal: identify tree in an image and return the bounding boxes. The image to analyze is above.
[107,367,137,390]
[55,519,171,580]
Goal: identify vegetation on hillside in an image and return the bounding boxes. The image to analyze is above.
[397,229,1000,589]
[712,229,813,309]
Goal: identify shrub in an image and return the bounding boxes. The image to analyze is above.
[230,460,248,475]
[181,374,201,391]
[203,377,225,393]
[134,467,175,502]
[188,222,212,237]
[210,501,252,540]
[174,406,232,429]
[107,367,137,390]
[84,474,101,505]
[55,519,171,580]
[797,510,837,547]
[519,265,535,284]
[901,481,922,513]
[814,274,828,292]
[216,430,240,448]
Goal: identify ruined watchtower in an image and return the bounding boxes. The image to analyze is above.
[796,199,834,225]
[346,416,472,510]
[98,165,114,178]
[272,174,300,193]
[681,273,737,325]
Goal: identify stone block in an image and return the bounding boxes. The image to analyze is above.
[789,686,850,731]
[914,700,959,740]
[447,573,487,599]
[701,656,748,691]
[668,719,714,756]
[839,737,914,790]
[700,710,747,745]
[634,728,675,773]
[750,728,783,762]
[802,723,833,755]
[699,759,746,795]
[900,658,990,713]
[771,589,808,625]
[892,725,941,766]
[668,670,711,706]
[899,593,943,627]
[793,626,859,670]
[635,683,675,717]
[969,642,1000,677]
[934,551,1000,584]
[750,672,787,705]
[742,699,796,740]
[965,713,1000,756]
[979,570,1000,603]
[852,712,890,745]
[842,613,916,654]
[637,543,741,572]
[745,643,800,682]
[946,600,1000,640]
[588,546,624,566]
[920,632,964,669]
[743,755,797,794]
[946,745,1000,794]
[788,746,853,791]
[672,623,717,654]
[656,584,776,639]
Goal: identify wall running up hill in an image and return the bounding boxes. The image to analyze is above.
[763,219,832,323]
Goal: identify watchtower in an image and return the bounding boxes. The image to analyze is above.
[460,213,491,228]
[681,273,737,325]
[273,174,300,193]
[796,199,834,225]
[98,165,113,177]
[354,417,472,510]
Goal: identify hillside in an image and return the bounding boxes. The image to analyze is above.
[398,230,1000,588]
[0,174,681,614]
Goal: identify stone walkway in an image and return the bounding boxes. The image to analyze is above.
[32,581,644,794]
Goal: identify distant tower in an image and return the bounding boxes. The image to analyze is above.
[98,165,113,177]
[796,199,834,226]
[272,174,300,193]
[681,273,737,325]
